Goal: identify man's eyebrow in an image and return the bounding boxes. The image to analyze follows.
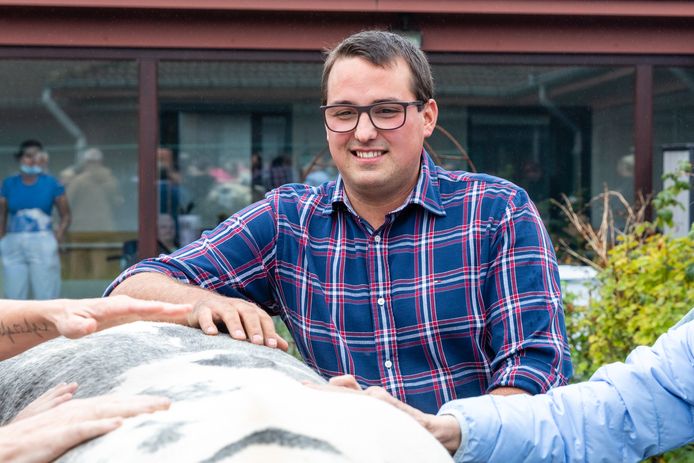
[327,98,404,105]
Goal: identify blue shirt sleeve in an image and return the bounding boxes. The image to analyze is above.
[439,317,694,462]
[484,187,571,395]
[105,198,282,314]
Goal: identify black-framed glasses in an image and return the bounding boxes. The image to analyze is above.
[320,100,424,133]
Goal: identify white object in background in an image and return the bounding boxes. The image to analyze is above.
[559,264,598,306]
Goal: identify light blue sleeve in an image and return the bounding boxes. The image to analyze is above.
[439,320,694,462]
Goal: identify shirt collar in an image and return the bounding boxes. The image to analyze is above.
[325,150,446,217]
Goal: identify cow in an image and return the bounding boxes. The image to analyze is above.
[0,321,453,462]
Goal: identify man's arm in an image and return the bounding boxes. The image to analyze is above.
[0,296,190,360]
[110,272,288,350]
[484,188,571,394]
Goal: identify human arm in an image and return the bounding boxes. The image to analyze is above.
[53,194,70,243]
[106,201,288,350]
[484,187,572,394]
[0,295,191,360]
[0,394,171,463]
[437,320,694,462]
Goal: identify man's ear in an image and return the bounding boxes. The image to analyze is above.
[422,99,439,138]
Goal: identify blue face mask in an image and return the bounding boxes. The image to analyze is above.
[19,164,42,176]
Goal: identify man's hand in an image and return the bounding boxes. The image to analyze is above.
[48,295,192,339]
[108,273,288,351]
[307,375,462,455]
[0,393,171,463]
[186,296,289,351]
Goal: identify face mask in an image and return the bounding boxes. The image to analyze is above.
[19,164,42,176]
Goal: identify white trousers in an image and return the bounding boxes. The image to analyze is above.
[1,231,61,299]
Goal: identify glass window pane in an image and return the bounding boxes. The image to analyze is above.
[0,60,138,298]
[158,61,327,246]
[653,66,694,235]
[430,64,635,256]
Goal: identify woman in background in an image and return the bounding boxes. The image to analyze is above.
[0,139,70,299]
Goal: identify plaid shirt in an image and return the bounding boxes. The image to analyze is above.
[107,152,571,414]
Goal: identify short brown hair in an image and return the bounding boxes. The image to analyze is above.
[321,30,434,105]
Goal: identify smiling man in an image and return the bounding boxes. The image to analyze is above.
[107,30,571,455]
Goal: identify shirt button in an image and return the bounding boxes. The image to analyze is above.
[374,235,381,243]
[377,297,385,306]
[384,360,393,369]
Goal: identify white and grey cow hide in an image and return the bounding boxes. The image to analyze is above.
[0,322,453,462]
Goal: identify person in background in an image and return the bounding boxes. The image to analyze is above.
[0,139,71,299]
[0,296,190,463]
[157,213,178,254]
[267,153,295,189]
[67,147,123,233]
[157,147,182,243]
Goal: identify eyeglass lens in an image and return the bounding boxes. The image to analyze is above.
[324,102,409,132]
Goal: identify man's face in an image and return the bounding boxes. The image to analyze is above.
[325,56,438,204]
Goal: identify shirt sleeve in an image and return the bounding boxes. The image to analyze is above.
[483,187,572,394]
[438,320,694,462]
[51,176,65,197]
[104,198,282,314]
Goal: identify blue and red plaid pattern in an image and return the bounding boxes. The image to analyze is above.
[107,152,571,413]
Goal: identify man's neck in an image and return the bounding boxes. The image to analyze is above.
[346,187,413,230]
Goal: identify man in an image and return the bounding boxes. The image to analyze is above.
[107,30,571,414]
[0,295,190,462]
[321,311,694,461]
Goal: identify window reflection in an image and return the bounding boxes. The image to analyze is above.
[0,60,138,297]
[430,64,635,253]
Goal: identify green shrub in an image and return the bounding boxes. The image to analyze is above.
[566,228,694,381]
[563,161,693,462]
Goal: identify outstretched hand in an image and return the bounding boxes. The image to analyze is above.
[0,391,171,463]
[50,295,192,339]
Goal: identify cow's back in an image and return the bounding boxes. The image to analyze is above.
[0,322,452,462]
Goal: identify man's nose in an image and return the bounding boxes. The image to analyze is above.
[353,111,377,141]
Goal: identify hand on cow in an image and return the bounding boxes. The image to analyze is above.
[49,295,193,339]
[306,375,462,455]
[186,296,289,351]
[0,394,171,463]
[11,382,78,422]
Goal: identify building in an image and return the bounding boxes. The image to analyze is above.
[0,1,692,297]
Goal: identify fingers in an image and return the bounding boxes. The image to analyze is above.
[328,374,362,390]
[12,382,79,422]
[218,306,245,341]
[194,304,219,335]
[3,394,170,463]
[191,297,286,350]
[60,394,171,422]
[112,296,192,318]
[104,295,192,321]
[92,395,172,419]
[58,417,123,450]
